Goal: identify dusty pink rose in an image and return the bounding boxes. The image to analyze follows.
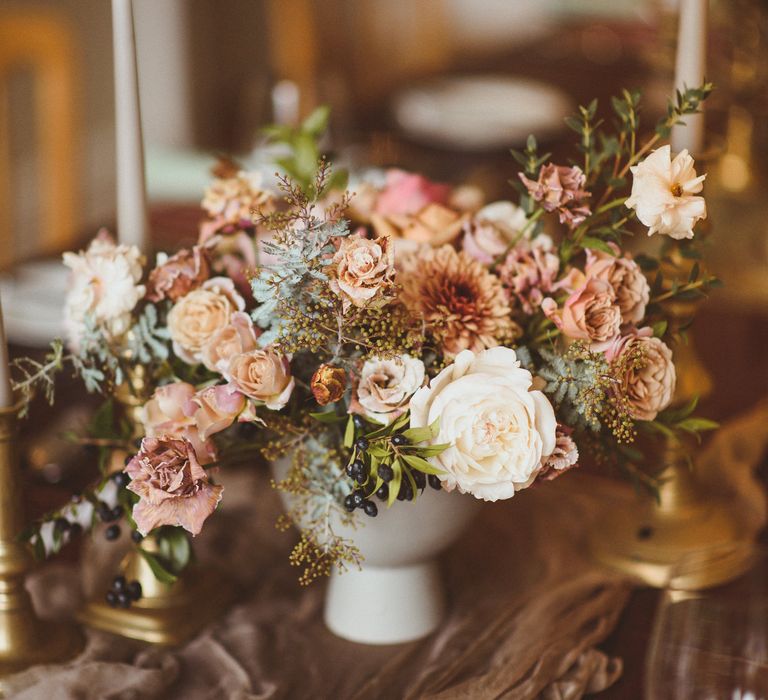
[125,437,223,536]
[228,348,294,410]
[329,234,394,311]
[542,278,621,350]
[461,201,529,264]
[188,384,246,441]
[167,277,246,364]
[146,246,210,303]
[498,235,561,313]
[608,330,676,421]
[140,382,215,464]
[374,169,450,217]
[537,425,579,481]
[585,244,650,325]
[520,164,592,228]
[201,312,259,375]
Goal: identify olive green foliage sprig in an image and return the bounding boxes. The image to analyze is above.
[262,105,348,198]
[311,409,448,508]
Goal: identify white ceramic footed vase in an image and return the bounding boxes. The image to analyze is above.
[271,458,481,645]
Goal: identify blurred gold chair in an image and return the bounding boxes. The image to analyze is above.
[0,9,79,269]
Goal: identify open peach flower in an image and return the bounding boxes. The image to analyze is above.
[329,234,394,311]
[125,437,223,536]
[167,277,245,364]
[542,278,621,351]
[187,384,246,441]
[140,382,215,464]
[201,311,259,375]
[227,348,294,410]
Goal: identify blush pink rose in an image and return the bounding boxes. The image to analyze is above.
[519,164,592,228]
[329,234,394,311]
[188,384,246,441]
[542,278,621,350]
[374,169,450,217]
[585,244,650,325]
[201,312,259,375]
[146,246,210,303]
[125,437,223,536]
[141,382,215,464]
[607,329,676,421]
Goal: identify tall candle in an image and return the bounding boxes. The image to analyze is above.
[0,294,13,408]
[670,0,707,156]
[112,0,149,250]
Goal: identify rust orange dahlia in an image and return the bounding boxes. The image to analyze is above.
[399,245,520,357]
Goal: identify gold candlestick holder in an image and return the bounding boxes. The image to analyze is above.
[77,366,235,645]
[589,298,755,589]
[0,402,83,675]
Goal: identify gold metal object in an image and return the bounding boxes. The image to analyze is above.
[0,402,83,675]
[77,534,234,646]
[78,367,235,645]
[590,268,755,589]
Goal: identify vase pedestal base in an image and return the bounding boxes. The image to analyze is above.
[325,560,444,645]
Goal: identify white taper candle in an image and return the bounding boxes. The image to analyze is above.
[0,294,14,408]
[112,0,149,250]
[670,0,707,156]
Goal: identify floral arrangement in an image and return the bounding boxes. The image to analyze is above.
[16,86,719,590]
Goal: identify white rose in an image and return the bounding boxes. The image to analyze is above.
[625,145,706,240]
[356,354,425,423]
[410,347,556,501]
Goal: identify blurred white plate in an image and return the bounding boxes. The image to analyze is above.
[393,75,572,151]
[0,260,68,347]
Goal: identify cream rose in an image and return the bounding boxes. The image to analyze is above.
[355,354,425,424]
[462,201,529,265]
[201,312,259,375]
[410,347,556,501]
[585,244,650,325]
[227,348,294,410]
[329,234,394,311]
[167,277,245,364]
[625,145,706,240]
[609,331,676,421]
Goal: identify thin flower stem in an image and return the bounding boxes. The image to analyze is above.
[651,279,707,304]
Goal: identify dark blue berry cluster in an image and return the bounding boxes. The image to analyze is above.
[105,575,142,609]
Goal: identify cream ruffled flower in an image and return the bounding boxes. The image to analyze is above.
[354,354,425,424]
[625,145,706,240]
[63,231,145,351]
[409,347,557,501]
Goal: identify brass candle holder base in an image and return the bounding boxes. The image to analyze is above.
[78,538,235,646]
[590,462,755,589]
[0,403,84,676]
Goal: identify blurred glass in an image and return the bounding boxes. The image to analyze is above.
[645,543,768,700]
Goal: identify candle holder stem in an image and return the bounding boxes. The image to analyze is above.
[0,403,83,676]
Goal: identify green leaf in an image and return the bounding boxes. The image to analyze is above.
[137,548,178,585]
[401,454,444,475]
[677,417,719,432]
[343,416,355,449]
[652,320,668,338]
[309,410,345,424]
[688,262,700,283]
[580,236,617,256]
[301,105,330,136]
[526,134,537,151]
[401,426,434,444]
[157,527,191,574]
[388,459,402,508]
[402,443,450,457]
[293,131,319,182]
